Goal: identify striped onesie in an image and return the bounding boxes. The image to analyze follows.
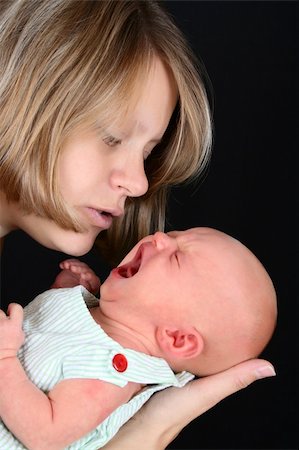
[0,285,194,449]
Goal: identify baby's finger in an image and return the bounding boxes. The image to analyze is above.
[69,264,89,274]
[59,258,81,269]
[80,272,100,294]
[7,303,24,325]
[88,276,101,294]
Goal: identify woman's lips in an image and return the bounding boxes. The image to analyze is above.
[85,207,113,229]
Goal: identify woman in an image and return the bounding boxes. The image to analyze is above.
[0,1,275,448]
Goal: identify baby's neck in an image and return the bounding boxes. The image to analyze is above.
[89,306,157,356]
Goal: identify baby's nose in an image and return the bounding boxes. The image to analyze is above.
[153,231,177,251]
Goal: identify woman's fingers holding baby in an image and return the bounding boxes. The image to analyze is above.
[179,359,275,421]
[154,358,276,445]
[102,358,275,449]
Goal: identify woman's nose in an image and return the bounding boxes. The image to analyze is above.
[152,231,177,251]
[110,160,149,197]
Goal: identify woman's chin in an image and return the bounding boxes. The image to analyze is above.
[36,228,99,256]
[19,212,100,256]
[53,233,97,256]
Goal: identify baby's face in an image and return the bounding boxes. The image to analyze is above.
[100,227,277,373]
[100,228,222,324]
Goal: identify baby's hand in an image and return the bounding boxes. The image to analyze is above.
[51,259,100,295]
[0,303,25,360]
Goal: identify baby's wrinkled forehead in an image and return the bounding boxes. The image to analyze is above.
[167,227,202,240]
[169,228,243,275]
[168,227,225,249]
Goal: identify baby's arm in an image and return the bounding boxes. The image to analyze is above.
[51,259,100,295]
[0,303,134,450]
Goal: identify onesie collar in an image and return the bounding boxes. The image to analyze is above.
[80,286,195,388]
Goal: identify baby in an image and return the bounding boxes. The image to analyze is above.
[0,227,277,450]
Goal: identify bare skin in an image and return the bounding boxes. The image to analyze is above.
[0,229,276,449]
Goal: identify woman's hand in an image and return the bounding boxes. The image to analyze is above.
[102,358,275,450]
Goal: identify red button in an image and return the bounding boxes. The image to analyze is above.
[112,353,128,372]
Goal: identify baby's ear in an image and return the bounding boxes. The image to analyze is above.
[156,326,204,360]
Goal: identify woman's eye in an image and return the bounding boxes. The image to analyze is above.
[103,135,122,147]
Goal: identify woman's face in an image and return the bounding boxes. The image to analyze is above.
[9,57,177,255]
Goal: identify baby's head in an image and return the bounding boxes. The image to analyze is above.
[100,227,277,376]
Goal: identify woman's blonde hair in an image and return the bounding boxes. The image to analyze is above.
[0,0,212,263]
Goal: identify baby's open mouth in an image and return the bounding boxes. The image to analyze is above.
[115,246,143,278]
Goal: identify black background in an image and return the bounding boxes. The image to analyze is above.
[0,2,297,449]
